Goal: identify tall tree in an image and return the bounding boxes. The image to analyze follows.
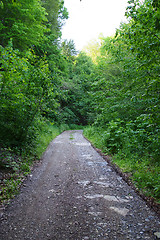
[0,0,48,51]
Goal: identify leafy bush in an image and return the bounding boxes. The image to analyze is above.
[0,43,51,147]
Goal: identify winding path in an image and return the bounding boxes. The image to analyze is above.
[0,130,159,239]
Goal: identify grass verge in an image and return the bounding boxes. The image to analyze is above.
[83,126,160,205]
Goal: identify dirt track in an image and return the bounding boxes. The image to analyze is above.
[0,130,160,239]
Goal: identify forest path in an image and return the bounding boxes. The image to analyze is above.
[0,130,159,240]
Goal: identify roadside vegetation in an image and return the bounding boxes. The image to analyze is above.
[84,127,160,204]
[0,121,83,204]
[0,122,62,204]
[83,0,160,204]
[0,0,159,206]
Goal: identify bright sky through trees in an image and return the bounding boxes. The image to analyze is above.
[62,0,129,50]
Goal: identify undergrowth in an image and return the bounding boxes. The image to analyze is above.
[84,125,160,204]
[0,148,33,204]
[112,153,160,204]
[0,121,78,205]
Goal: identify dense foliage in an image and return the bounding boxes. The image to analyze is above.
[84,0,160,201]
[0,0,67,147]
[85,0,160,160]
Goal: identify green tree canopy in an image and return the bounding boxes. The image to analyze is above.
[0,0,48,51]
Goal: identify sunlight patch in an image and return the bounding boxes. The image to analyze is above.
[93,181,110,187]
[53,141,63,144]
[78,180,91,187]
[110,207,129,216]
[73,142,91,146]
[84,194,129,203]
[81,154,93,159]
[88,212,102,216]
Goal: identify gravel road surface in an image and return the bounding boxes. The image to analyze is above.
[0,130,160,240]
